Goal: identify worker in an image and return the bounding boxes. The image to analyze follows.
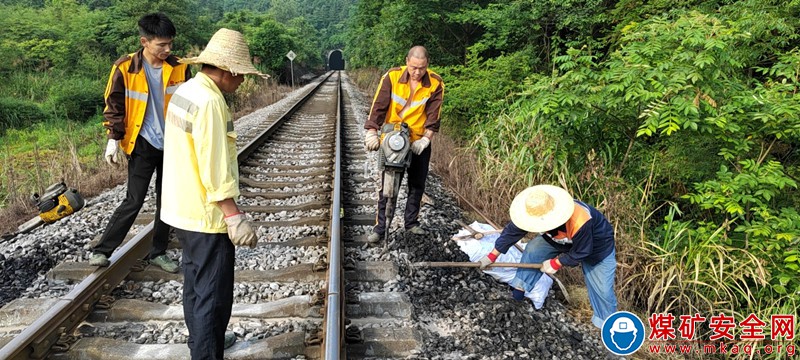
[161,28,263,359]
[364,45,444,242]
[478,184,618,328]
[91,13,190,273]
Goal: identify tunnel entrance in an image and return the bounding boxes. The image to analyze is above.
[328,50,344,70]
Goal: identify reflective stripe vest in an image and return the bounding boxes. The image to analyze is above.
[102,49,191,155]
[366,66,444,142]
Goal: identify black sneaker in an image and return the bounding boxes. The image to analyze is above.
[224,331,236,349]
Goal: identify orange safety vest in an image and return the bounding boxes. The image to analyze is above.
[368,66,444,142]
[102,49,191,154]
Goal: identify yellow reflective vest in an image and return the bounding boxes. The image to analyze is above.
[102,49,191,155]
[365,66,444,142]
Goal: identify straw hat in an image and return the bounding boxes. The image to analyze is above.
[181,28,267,77]
[509,185,575,233]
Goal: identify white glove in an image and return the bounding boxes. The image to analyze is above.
[410,137,430,155]
[105,139,121,165]
[478,254,497,270]
[224,213,258,248]
[478,251,498,270]
[364,131,379,151]
[541,258,561,275]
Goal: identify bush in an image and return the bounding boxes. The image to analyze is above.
[44,77,104,122]
[0,97,48,133]
[438,49,534,138]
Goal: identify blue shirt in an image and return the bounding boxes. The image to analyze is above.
[139,61,166,150]
[494,200,615,266]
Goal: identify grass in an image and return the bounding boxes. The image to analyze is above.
[347,68,384,100]
[0,70,64,103]
[229,76,295,118]
[0,117,121,235]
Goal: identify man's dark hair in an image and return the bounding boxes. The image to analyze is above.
[138,13,176,39]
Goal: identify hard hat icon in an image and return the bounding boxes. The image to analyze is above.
[602,312,645,356]
[611,317,637,334]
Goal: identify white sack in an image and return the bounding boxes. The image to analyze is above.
[453,221,553,309]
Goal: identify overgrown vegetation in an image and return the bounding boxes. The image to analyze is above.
[346,0,800,356]
[1,118,110,215]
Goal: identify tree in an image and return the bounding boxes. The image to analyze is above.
[245,18,293,75]
[97,0,213,57]
[286,17,323,69]
[453,0,612,69]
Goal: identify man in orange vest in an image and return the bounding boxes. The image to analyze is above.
[90,13,190,273]
[364,46,444,242]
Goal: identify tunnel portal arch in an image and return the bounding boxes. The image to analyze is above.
[328,49,344,70]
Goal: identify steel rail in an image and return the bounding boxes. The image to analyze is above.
[238,72,333,163]
[323,72,344,359]
[0,223,154,359]
[0,72,334,360]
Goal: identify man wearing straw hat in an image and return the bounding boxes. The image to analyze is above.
[477,184,618,328]
[161,28,265,359]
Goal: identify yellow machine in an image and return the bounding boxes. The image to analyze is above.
[4,182,86,239]
[33,182,85,224]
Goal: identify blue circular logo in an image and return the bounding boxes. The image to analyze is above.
[601,311,646,355]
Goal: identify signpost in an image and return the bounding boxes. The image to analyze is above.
[286,50,296,88]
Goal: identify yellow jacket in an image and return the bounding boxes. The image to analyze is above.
[160,72,240,233]
[102,49,191,154]
[365,66,444,141]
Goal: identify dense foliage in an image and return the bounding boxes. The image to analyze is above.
[346,0,800,352]
[0,0,353,212]
[0,0,354,132]
[2,0,799,354]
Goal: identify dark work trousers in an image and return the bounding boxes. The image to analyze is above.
[373,144,432,235]
[93,136,169,260]
[177,229,234,360]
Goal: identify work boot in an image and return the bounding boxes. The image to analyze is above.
[224,331,237,349]
[407,226,427,235]
[89,252,109,267]
[366,232,381,243]
[150,254,179,273]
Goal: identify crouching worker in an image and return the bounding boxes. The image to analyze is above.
[477,184,617,328]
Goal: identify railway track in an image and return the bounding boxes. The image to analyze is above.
[0,71,614,360]
[0,72,420,360]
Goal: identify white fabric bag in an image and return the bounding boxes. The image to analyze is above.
[453,221,553,309]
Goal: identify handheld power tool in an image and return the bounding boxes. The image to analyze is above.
[1,182,85,242]
[378,122,412,248]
